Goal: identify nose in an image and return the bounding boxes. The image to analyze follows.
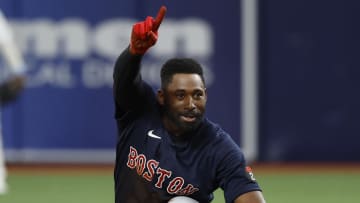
[184,96,196,109]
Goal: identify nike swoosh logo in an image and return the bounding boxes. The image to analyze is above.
[147,130,161,139]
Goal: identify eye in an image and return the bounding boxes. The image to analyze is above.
[193,91,204,100]
[175,92,185,100]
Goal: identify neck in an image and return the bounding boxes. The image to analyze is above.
[162,117,182,136]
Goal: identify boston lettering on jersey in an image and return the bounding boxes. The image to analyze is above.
[126,146,199,195]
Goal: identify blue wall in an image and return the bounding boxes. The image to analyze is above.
[259,0,360,161]
[1,0,242,157]
[1,0,360,162]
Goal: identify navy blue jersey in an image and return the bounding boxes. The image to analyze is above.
[113,48,261,203]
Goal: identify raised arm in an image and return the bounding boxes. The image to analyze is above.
[0,10,26,105]
[0,10,26,74]
[113,6,167,118]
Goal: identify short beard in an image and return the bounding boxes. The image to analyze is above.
[162,103,203,134]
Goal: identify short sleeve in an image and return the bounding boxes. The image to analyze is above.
[214,134,262,203]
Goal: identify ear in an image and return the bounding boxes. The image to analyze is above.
[157,89,165,105]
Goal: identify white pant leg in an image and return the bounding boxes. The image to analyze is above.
[168,196,199,203]
[0,119,8,193]
[0,136,6,180]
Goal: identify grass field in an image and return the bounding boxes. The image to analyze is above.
[1,163,360,203]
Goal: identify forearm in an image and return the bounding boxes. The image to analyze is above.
[0,10,26,74]
[234,191,266,203]
[0,78,24,105]
[113,6,165,115]
[0,43,26,74]
[113,46,142,85]
[0,89,16,105]
[113,46,143,111]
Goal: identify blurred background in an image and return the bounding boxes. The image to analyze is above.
[1,0,360,202]
[1,0,360,164]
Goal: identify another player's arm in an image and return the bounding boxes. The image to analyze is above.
[234,191,266,203]
[0,10,26,105]
[0,10,25,72]
[0,76,25,105]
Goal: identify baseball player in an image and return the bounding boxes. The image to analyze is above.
[113,6,266,203]
[0,9,26,194]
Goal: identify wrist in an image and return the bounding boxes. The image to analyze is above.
[129,44,147,55]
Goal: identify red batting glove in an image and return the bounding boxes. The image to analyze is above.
[129,6,167,55]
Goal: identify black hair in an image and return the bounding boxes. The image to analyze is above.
[160,58,205,89]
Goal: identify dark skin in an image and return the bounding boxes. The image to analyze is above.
[156,73,266,203]
[0,76,26,105]
[234,191,266,203]
[133,5,266,203]
[157,73,207,137]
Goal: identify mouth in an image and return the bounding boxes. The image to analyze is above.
[179,112,200,123]
[180,115,197,122]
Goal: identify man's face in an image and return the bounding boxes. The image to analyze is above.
[159,73,207,133]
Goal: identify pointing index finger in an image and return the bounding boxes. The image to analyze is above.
[153,6,167,32]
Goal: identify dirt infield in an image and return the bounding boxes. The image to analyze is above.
[6,162,360,175]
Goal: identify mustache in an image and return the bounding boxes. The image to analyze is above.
[180,110,202,117]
